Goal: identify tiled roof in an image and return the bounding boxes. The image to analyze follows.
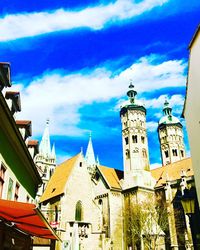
[98,165,121,190]
[151,158,193,188]
[40,153,80,203]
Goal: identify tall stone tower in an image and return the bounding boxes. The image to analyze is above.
[35,119,56,200]
[120,83,154,189]
[158,99,186,166]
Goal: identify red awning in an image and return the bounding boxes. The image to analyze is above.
[0,199,60,240]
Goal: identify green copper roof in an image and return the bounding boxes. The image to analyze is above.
[120,83,145,113]
[158,99,180,125]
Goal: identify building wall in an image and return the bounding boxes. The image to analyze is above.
[184,28,200,205]
[109,191,123,249]
[0,129,36,201]
[55,155,105,250]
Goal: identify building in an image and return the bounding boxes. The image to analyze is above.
[0,62,59,249]
[183,24,200,206]
[37,77,200,249]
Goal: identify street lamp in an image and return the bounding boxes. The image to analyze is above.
[181,188,196,249]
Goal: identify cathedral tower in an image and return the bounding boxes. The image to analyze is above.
[158,99,186,166]
[35,119,56,200]
[120,83,153,189]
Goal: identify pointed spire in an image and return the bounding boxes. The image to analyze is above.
[96,155,100,165]
[51,143,56,160]
[85,132,96,165]
[39,119,51,158]
[127,80,137,104]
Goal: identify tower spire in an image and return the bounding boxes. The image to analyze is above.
[85,132,96,166]
[39,119,51,158]
[127,80,137,104]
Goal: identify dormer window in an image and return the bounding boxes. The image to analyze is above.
[16,120,32,141]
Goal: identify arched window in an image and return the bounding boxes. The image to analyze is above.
[132,135,137,143]
[142,149,147,158]
[126,149,130,159]
[75,201,83,221]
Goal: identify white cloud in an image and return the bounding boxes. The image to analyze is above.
[146,121,158,132]
[150,162,161,169]
[13,55,186,137]
[0,0,168,41]
[143,94,185,110]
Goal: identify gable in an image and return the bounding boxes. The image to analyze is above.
[40,153,81,203]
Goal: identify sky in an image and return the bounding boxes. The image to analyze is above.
[0,0,199,170]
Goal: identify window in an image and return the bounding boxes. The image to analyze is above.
[75,201,83,221]
[7,178,13,200]
[141,136,145,144]
[79,162,82,167]
[172,149,178,156]
[95,172,100,181]
[55,205,58,222]
[125,137,129,145]
[43,167,47,177]
[126,149,130,159]
[132,135,137,143]
[26,196,30,203]
[164,150,169,158]
[14,183,20,201]
[0,163,6,198]
[142,149,147,158]
[180,150,184,157]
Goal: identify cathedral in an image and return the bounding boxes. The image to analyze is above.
[37,84,199,250]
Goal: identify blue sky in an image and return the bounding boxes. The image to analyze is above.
[0,0,199,169]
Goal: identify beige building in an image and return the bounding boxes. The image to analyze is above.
[39,83,200,249]
[183,24,200,206]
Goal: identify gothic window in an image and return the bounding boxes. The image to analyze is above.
[164,150,169,158]
[75,201,83,221]
[0,163,6,198]
[180,150,184,157]
[126,149,130,159]
[172,149,178,156]
[125,137,129,145]
[132,135,137,143]
[141,136,145,144]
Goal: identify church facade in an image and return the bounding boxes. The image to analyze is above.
[38,84,200,250]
